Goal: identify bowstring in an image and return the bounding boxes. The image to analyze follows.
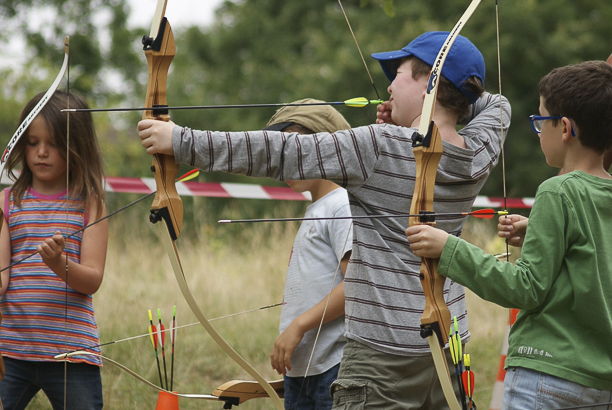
[336,0,381,101]
[496,0,509,259]
[494,4,515,410]
[291,2,378,407]
[59,302,284,355]
[290,2,387,406]
[290,220,352,409]
[63,36,70,410]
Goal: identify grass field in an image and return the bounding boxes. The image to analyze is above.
[27,198,515,409]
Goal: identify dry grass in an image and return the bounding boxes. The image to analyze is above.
[27,211,514,409]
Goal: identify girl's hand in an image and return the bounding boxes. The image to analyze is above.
[38,231,65,269]
[138,120,176,156]
[270,322,305,375]
[405,225,449,258]
[497,214,529,248]
[376,101,396,125]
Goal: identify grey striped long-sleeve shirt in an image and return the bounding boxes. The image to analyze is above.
[172,92,511,355]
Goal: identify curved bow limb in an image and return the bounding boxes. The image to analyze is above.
[142,2,283,408]
[1,36,70,177]
[408,1,483,409]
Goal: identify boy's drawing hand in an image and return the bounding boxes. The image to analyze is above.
[138,119,176,156]
[38,231,65,269]
[376,101,396,125]
[270,322,305,375]
[497,214,528,248]
[405,225,449,258]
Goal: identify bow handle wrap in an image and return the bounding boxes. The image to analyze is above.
[142,16,183,240]
[409,122,451,348]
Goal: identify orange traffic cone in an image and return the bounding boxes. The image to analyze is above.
[489,309,518,410]
[155,391,179,410]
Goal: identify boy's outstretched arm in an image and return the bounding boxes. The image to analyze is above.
[405,225,450,259]
[138,119,176,156]
[497,214,528,248]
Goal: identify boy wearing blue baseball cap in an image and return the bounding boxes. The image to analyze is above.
[138,31,511,409]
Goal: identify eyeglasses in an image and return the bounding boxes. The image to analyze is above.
[529,115,576,137]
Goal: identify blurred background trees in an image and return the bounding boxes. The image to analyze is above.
[1,0,611,217]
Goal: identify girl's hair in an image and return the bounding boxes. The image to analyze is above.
[7,90,105,217]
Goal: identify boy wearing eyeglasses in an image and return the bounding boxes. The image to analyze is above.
[405,60,612,409]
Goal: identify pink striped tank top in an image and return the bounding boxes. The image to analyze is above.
[0,187,101,366]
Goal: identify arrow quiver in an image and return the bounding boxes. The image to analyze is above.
[142,17,183,240]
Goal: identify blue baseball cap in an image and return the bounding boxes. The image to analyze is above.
[371,31,485,104]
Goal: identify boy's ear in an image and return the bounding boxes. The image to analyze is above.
[560,117,575,141]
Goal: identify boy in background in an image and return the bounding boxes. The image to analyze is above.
[266,100,353,410]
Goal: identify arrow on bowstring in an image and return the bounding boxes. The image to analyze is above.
[218,208,508,224]
[0,169,199,274]
[60,97,384,113]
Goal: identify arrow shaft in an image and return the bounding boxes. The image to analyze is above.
[61,99,381,113]
[219,210,506,224]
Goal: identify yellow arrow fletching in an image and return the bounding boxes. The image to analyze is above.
[178,169,199,182]
[344,97,368,107]
[148,309,156,347]
[453,317,462,357]
[148,325,156,347]
[449,328,459,364]
[343,97,384,107]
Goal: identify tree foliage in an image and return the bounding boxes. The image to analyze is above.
[2,0,612,204]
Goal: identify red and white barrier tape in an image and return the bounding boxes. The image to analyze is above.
[2,174,535,208]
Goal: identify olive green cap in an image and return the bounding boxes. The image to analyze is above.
[265,98,351,133]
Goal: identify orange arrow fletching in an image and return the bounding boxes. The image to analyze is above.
[462,370,475,397]
[149,324,158,348]
[468,208,499,219]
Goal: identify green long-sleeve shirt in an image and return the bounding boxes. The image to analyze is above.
[438,171,612,390]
